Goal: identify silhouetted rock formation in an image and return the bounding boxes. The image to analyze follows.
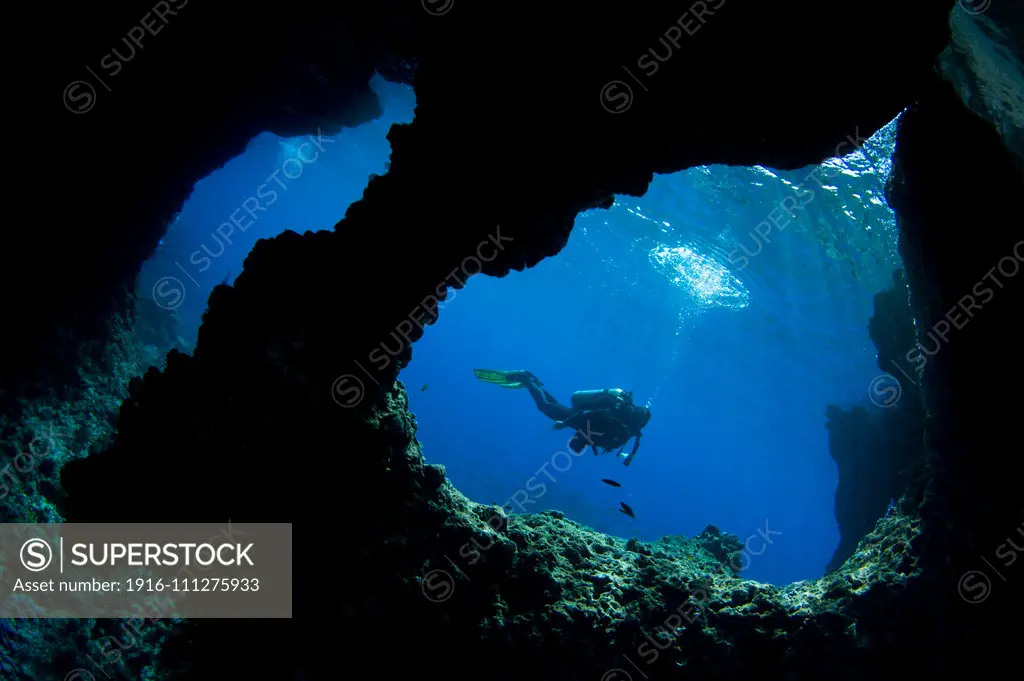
[3,0,1023,679]
[4,0,407,421]
[825,269,926,573]
[4,0,951,416]
[884,71,1023,666]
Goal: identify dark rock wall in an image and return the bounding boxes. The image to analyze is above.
[885,71,1024,663]
[825,269,926,573]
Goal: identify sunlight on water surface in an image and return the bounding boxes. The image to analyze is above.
[648,243,750,310]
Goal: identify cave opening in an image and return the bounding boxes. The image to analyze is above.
[400,114,911,585]
[133,74,417,357]
[126,77,914,587]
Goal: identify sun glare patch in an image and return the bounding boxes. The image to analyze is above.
[649,243,749,310]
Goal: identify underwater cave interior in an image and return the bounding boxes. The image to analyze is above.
[4,2,1021,679]
[135,73,909,586]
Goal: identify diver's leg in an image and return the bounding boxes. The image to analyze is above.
[521,380,574,421]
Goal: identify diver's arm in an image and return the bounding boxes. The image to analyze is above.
[563,410,614,435]
[559,411,583,429]
[621,433,641,466]
[630,433,641,456]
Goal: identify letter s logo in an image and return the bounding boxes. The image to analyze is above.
[21,538,53,571]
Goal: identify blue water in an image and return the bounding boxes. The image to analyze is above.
[139,74,904,585]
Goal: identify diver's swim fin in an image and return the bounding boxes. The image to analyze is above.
[473,368,534,389]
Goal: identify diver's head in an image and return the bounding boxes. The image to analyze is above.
[607,388,634,405]
[635,406,651,428]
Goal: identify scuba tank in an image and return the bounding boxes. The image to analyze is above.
[570,388,630,411]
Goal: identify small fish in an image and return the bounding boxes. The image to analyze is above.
[421,383,429,392]
[618,502,636,519]
[600,478,622,487]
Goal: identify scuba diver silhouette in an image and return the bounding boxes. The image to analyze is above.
[473,369,652,466]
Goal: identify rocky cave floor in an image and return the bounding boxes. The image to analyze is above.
[3,374,923,681]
